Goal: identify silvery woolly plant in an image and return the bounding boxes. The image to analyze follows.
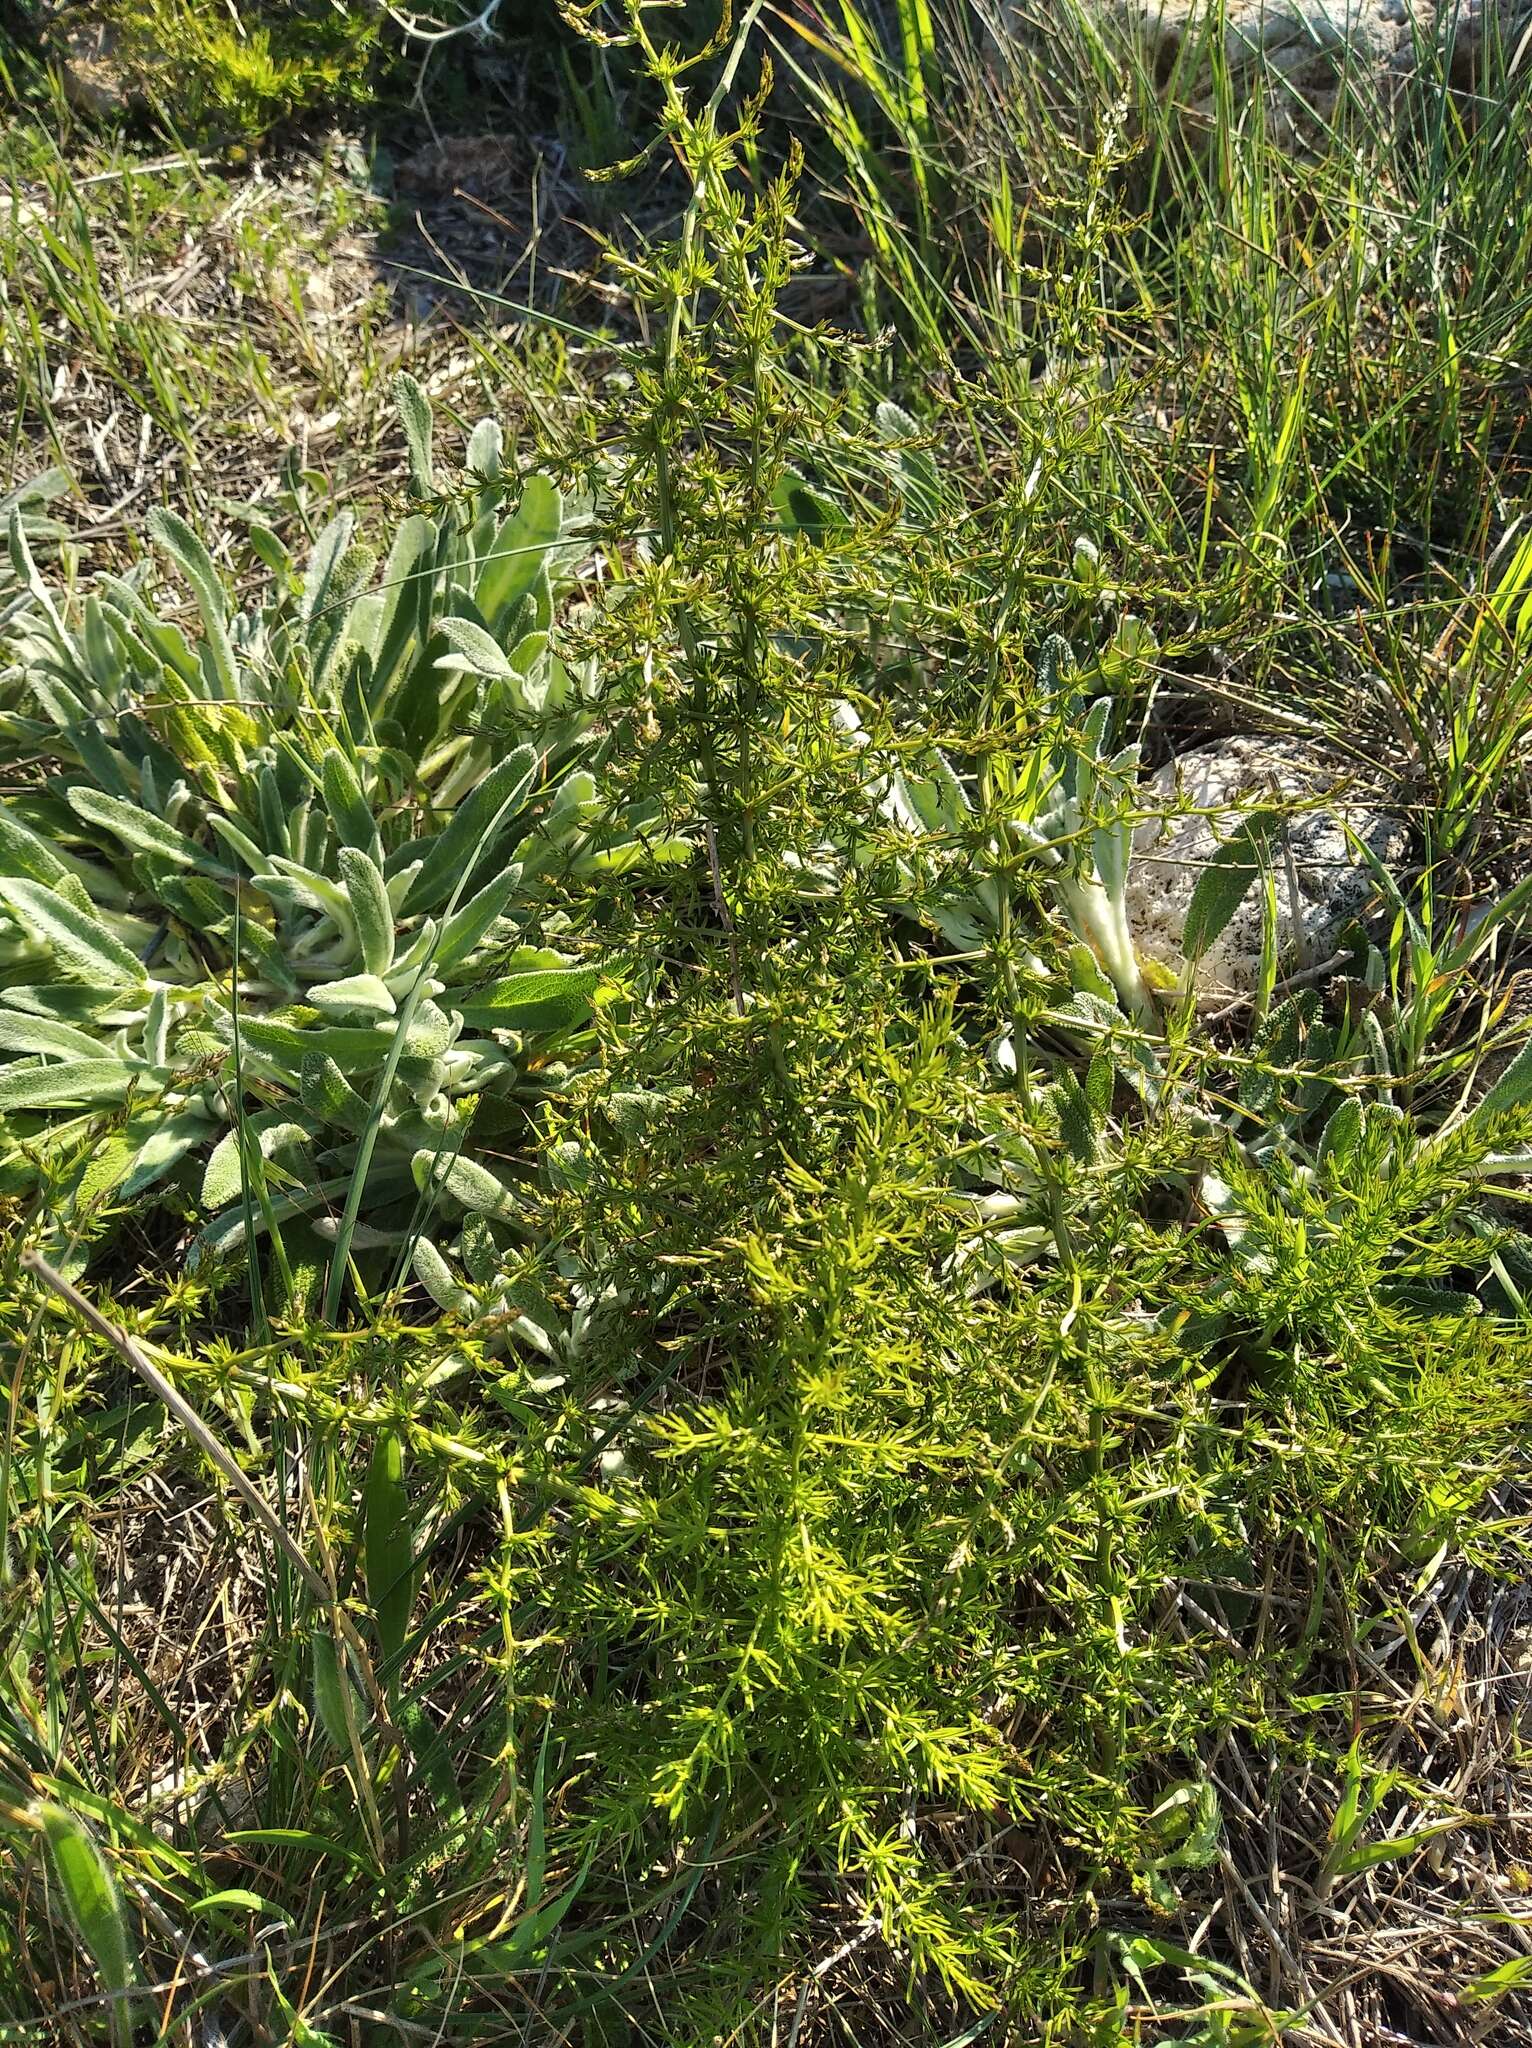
[0,379,615,1291]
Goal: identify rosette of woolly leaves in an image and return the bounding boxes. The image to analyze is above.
[0,391,613,1278]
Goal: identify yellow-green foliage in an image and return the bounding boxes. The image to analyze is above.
[97,0,386,133]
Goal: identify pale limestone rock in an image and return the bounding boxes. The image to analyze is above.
[1068,0,1530,139]
[57,17,133,120]
[1126,735,1405,1002]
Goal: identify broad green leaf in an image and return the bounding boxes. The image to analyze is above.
[412,1236,478,1316]
[225,1827,378,1877]
[147,506,238,696]
[411,1147,518,1218]
[246,521,292,580]
[0,1059,135,1112]
[1328,1820,1462,1878]
[1462,1955,1532,2006]
[189,1889,293,1923]
[38,1804,135,2043]
[570,835,692,876]
[65,786,226,876]
[450,1853,593,1980]
[771,472,849,536]
[434,616,514,680]
[307,973,395,1020]
[0,877,145,986]
[0,1012,107,1060]
[527,1722,552,1907]
[202,1115,312,1212]
[1146,1779,1222,1871]
[321,748,381,860]
[1442,869,1532,974]
[1181,809,1277,962]
[266,1966,341,2048]
[475,475,562,628]
[412,746,539,915]
[364,1430,415,1673]
[310,1633,356,1755]
[338,848,395,977]
[456,966,601,1034]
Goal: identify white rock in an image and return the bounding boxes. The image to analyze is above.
[1126,735,1405,1002]
[57,19,133,121]
[1055,0,1530,142]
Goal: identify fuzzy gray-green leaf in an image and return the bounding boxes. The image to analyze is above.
[411,1146,519,1218]
[1473,1038,1532,1124]
[434,871,520,973]
[38,1803,135,2041]
[147,506,238,696]
[0,1012,109,1061]
[66,786,227,876]
[411,1236,479,1316]
[0,877,146,987]
[475,474,562,629]
[307,973,396,1020]
[0,802,78,890]
[394,373,435,498]
[435,616,514,680]
[338,847,396,978]
[456,966,600,1034]
[1182,810,1278,964]
[412,745,539,916]
[300,1051,372,1137]
[202,1114,312,1211]
[0,1059,136,1112]
[120,1109,218,1200]
[321,748,381,861]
